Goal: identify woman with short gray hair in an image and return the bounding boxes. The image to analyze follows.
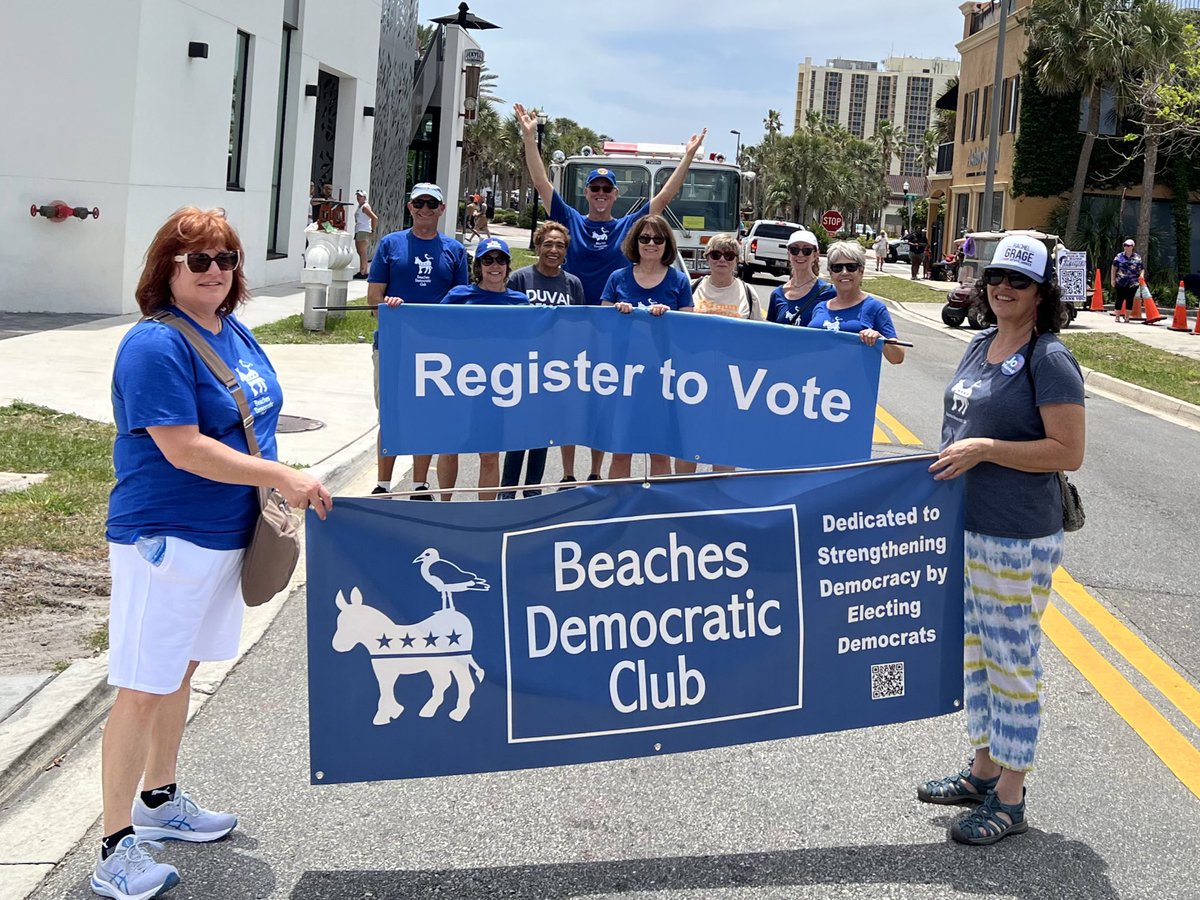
[807,240,905,365]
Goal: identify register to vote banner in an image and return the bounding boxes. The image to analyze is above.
[377,305,882,470]
[306,457,964,785]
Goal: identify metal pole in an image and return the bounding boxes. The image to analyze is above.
[980,0,1009,231]
[730,129,741,228]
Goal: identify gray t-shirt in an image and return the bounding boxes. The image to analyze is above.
[508,265,586,306]
[942,328,1084,538]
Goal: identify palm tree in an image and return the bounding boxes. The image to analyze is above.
[873,119,902,178]
[1023,0,1144,245]
[916,129,939,178]
[764,109,783,138]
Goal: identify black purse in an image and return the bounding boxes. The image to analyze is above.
[1025,331,1085,533]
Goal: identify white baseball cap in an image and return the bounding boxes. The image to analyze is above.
[986,235,1048,284]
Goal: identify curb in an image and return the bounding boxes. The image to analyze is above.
[884,299,1200,431]
[0,427,378,814]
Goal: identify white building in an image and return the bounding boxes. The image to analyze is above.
[1,0,394,315]
[794,56,959,177]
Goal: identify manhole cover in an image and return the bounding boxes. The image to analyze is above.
[276,415,325,433]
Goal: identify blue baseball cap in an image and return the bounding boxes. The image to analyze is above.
[477,237,510,259]
[586,167,617,187]
[409,182,444,203]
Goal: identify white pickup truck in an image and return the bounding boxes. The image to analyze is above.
[739,219,800,278]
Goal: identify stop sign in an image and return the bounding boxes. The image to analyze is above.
[821,209,844,233]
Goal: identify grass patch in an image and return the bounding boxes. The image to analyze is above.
[0,402,114,555]
[82,624,109,653]
[866,275,951,303]
[252,297,376,345]
[1061,333,1200,406]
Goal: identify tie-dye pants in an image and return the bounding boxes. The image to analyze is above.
[963,529,1063,772]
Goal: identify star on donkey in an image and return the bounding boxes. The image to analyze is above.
[413,548,491,610]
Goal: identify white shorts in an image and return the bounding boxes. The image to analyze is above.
[107,538,245,695]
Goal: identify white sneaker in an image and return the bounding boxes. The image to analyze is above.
[91,835,179,900]
[132,789,237,843]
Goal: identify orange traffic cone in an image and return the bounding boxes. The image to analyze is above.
[1140,276,1166,325]
[1089,269,1105,312]
[1130,283,1146,321]
[1192,301,1200,335]
[1169,282,1191,331]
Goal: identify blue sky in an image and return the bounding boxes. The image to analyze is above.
[452,1,965,156]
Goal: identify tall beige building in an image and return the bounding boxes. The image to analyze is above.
[795,56,959,177]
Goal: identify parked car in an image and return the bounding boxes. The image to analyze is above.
[739,219,801,279]
[886,239,911,263]
[941,229,1078,329]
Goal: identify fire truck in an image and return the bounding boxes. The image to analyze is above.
[549,141,742,275]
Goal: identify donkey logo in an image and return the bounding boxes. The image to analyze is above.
[332,586,485,725]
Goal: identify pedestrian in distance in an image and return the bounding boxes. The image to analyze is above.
[441,237,529,500]
[94,206,332,900]
[905,225,928,280]
[500,221,586,498]
[601,214,695,480]
[368,182,469,500]
[464,199,481,243]
[920,234,1085,846]
[515,101,706,481]
[766,229,836,327]
[1110,238,1146,314]
[352,189,378,279]
[474,194,492,240]
[873,230,889,272]
[807,241,905,365]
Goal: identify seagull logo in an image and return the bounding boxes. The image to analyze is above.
[413,548,490,611]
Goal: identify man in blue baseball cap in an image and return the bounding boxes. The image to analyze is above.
[367,181,468,499]
[514,102,707,482]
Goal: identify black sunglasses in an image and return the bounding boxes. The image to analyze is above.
[788,246,816,257]
[588,183,615,193]
[638,234,667,245]
[410,197,440,209]
[829,262,861,273]
[479,254,508,265]
[984,269,1034,290]
[174,251,240,273]
[707,250,737,261]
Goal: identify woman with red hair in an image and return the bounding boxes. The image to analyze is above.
[92,207,331,900]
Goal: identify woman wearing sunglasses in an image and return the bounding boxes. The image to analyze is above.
[689,232,757,319]
[807,241,905,365]
[601,215,694,479]
[96,208,331,899]
[920,234,1085,846]
[766,229,836,327]
[442,238,529,499]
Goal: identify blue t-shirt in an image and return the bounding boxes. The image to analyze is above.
[550,191,649,305]
[942,328,1085,538]
[442,284,530,305]
[600,266,694,310]
[106,309,282,550]
[766,279,836,327]
[807,295,897,337]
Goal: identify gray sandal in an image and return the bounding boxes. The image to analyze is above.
[917,762,999,805]
[949,789,1028,845]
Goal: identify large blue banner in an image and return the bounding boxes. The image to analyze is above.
[377,305,882,469]
[306,457,964,784]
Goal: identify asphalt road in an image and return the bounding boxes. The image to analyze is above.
[29,283,1200,899]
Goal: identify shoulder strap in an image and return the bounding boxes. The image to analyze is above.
[1024,329,1040,397]
[146,310,262,458]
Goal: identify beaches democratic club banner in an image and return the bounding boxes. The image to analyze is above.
[376,305,882,470]
[306,456,965,785]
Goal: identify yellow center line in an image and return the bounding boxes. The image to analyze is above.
[873,425,888,443]
[1053,567,1200,731]
[1043,603,1200,799]
[875,405,923,445]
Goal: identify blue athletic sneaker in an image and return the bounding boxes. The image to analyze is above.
[132,789,237,843]
[91,835,179,900]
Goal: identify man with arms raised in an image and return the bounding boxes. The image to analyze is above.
[368,183,468,499]
[514,102,706,480]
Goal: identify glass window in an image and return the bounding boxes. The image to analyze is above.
[268,26,293,254]
[562,163,651,219]
[228,31,251,190]
[654,166,740,233]
[991,191,1004,231]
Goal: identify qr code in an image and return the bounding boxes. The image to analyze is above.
[871,661,905,700]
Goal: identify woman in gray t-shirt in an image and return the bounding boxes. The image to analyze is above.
[917,235,1085,846]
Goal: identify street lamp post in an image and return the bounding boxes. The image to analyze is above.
[529,110,548,250]
[730,129,742,225]
[903,179,913,233]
